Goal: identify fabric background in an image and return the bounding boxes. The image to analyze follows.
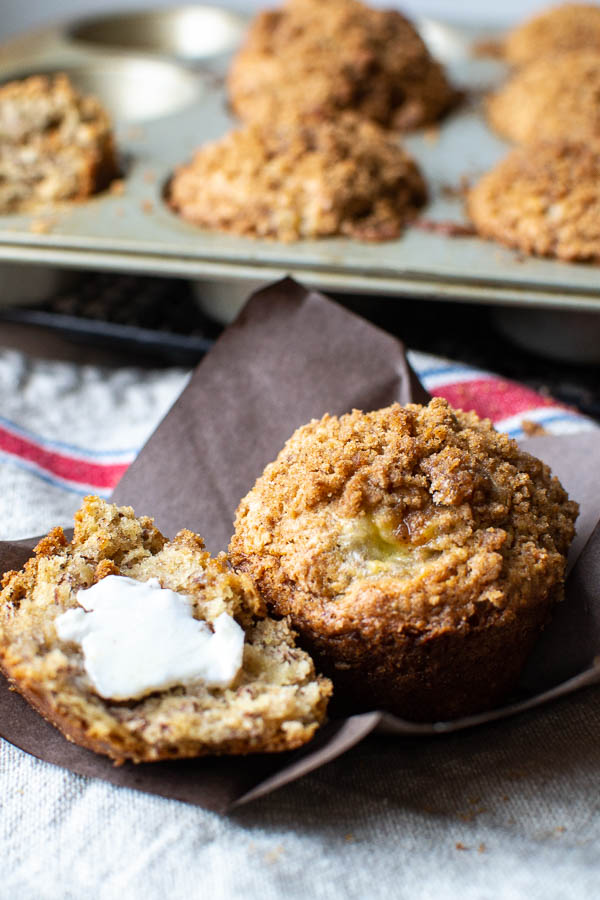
[1,344,599,900]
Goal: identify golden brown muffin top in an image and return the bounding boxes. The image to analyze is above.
[228,0,455,130]
[505,3,600,66]
[488,50,600,143]
[169,113,426,242]
[231,399,577,639]
[467,139,600,262]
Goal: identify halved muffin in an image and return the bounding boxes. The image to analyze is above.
[228,0,455,130]
[230,399,577,722]
[467,139,600,262]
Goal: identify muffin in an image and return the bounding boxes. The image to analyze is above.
[0,496,331,763]
[488,50,600,143]
[467,139,600,262]
[0,74,118,214]
[228,0,455,130]
[230,399,578,722]
[504,3,600,67]
[169,113,427,242]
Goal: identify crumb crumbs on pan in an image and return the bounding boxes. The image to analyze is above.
[109,179,126,196]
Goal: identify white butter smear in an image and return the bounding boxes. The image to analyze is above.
[55,575,245,701]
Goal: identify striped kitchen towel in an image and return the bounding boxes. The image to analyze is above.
[0,346,595,539]
[408,351,597,439]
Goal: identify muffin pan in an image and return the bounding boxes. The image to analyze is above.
[0,8,600,311]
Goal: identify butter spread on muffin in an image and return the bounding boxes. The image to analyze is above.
[230,399,578,722]
[0,497,331,763]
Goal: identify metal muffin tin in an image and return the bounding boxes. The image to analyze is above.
[0,8,599,311]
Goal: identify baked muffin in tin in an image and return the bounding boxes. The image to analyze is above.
[488,50,600,143]
[228,0,456,131]
[468,139,600,262]
[504,3,600,67]
[0,74,117,213]
[169,112,426,242]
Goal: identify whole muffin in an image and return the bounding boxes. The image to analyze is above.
[169,113,426,242]
[228,0,455,130]
[467,139,600,262]
[488,50,600,143]
[505,3,600,66]
[230,399,578,722]
[0,74,117,213]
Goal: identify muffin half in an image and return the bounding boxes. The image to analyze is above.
[0,497,331,763]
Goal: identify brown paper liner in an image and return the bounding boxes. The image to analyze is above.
[1,278,599,812]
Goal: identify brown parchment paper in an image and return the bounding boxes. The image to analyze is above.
[2,277,600,813]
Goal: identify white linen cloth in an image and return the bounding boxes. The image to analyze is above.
[1,345,599,900]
